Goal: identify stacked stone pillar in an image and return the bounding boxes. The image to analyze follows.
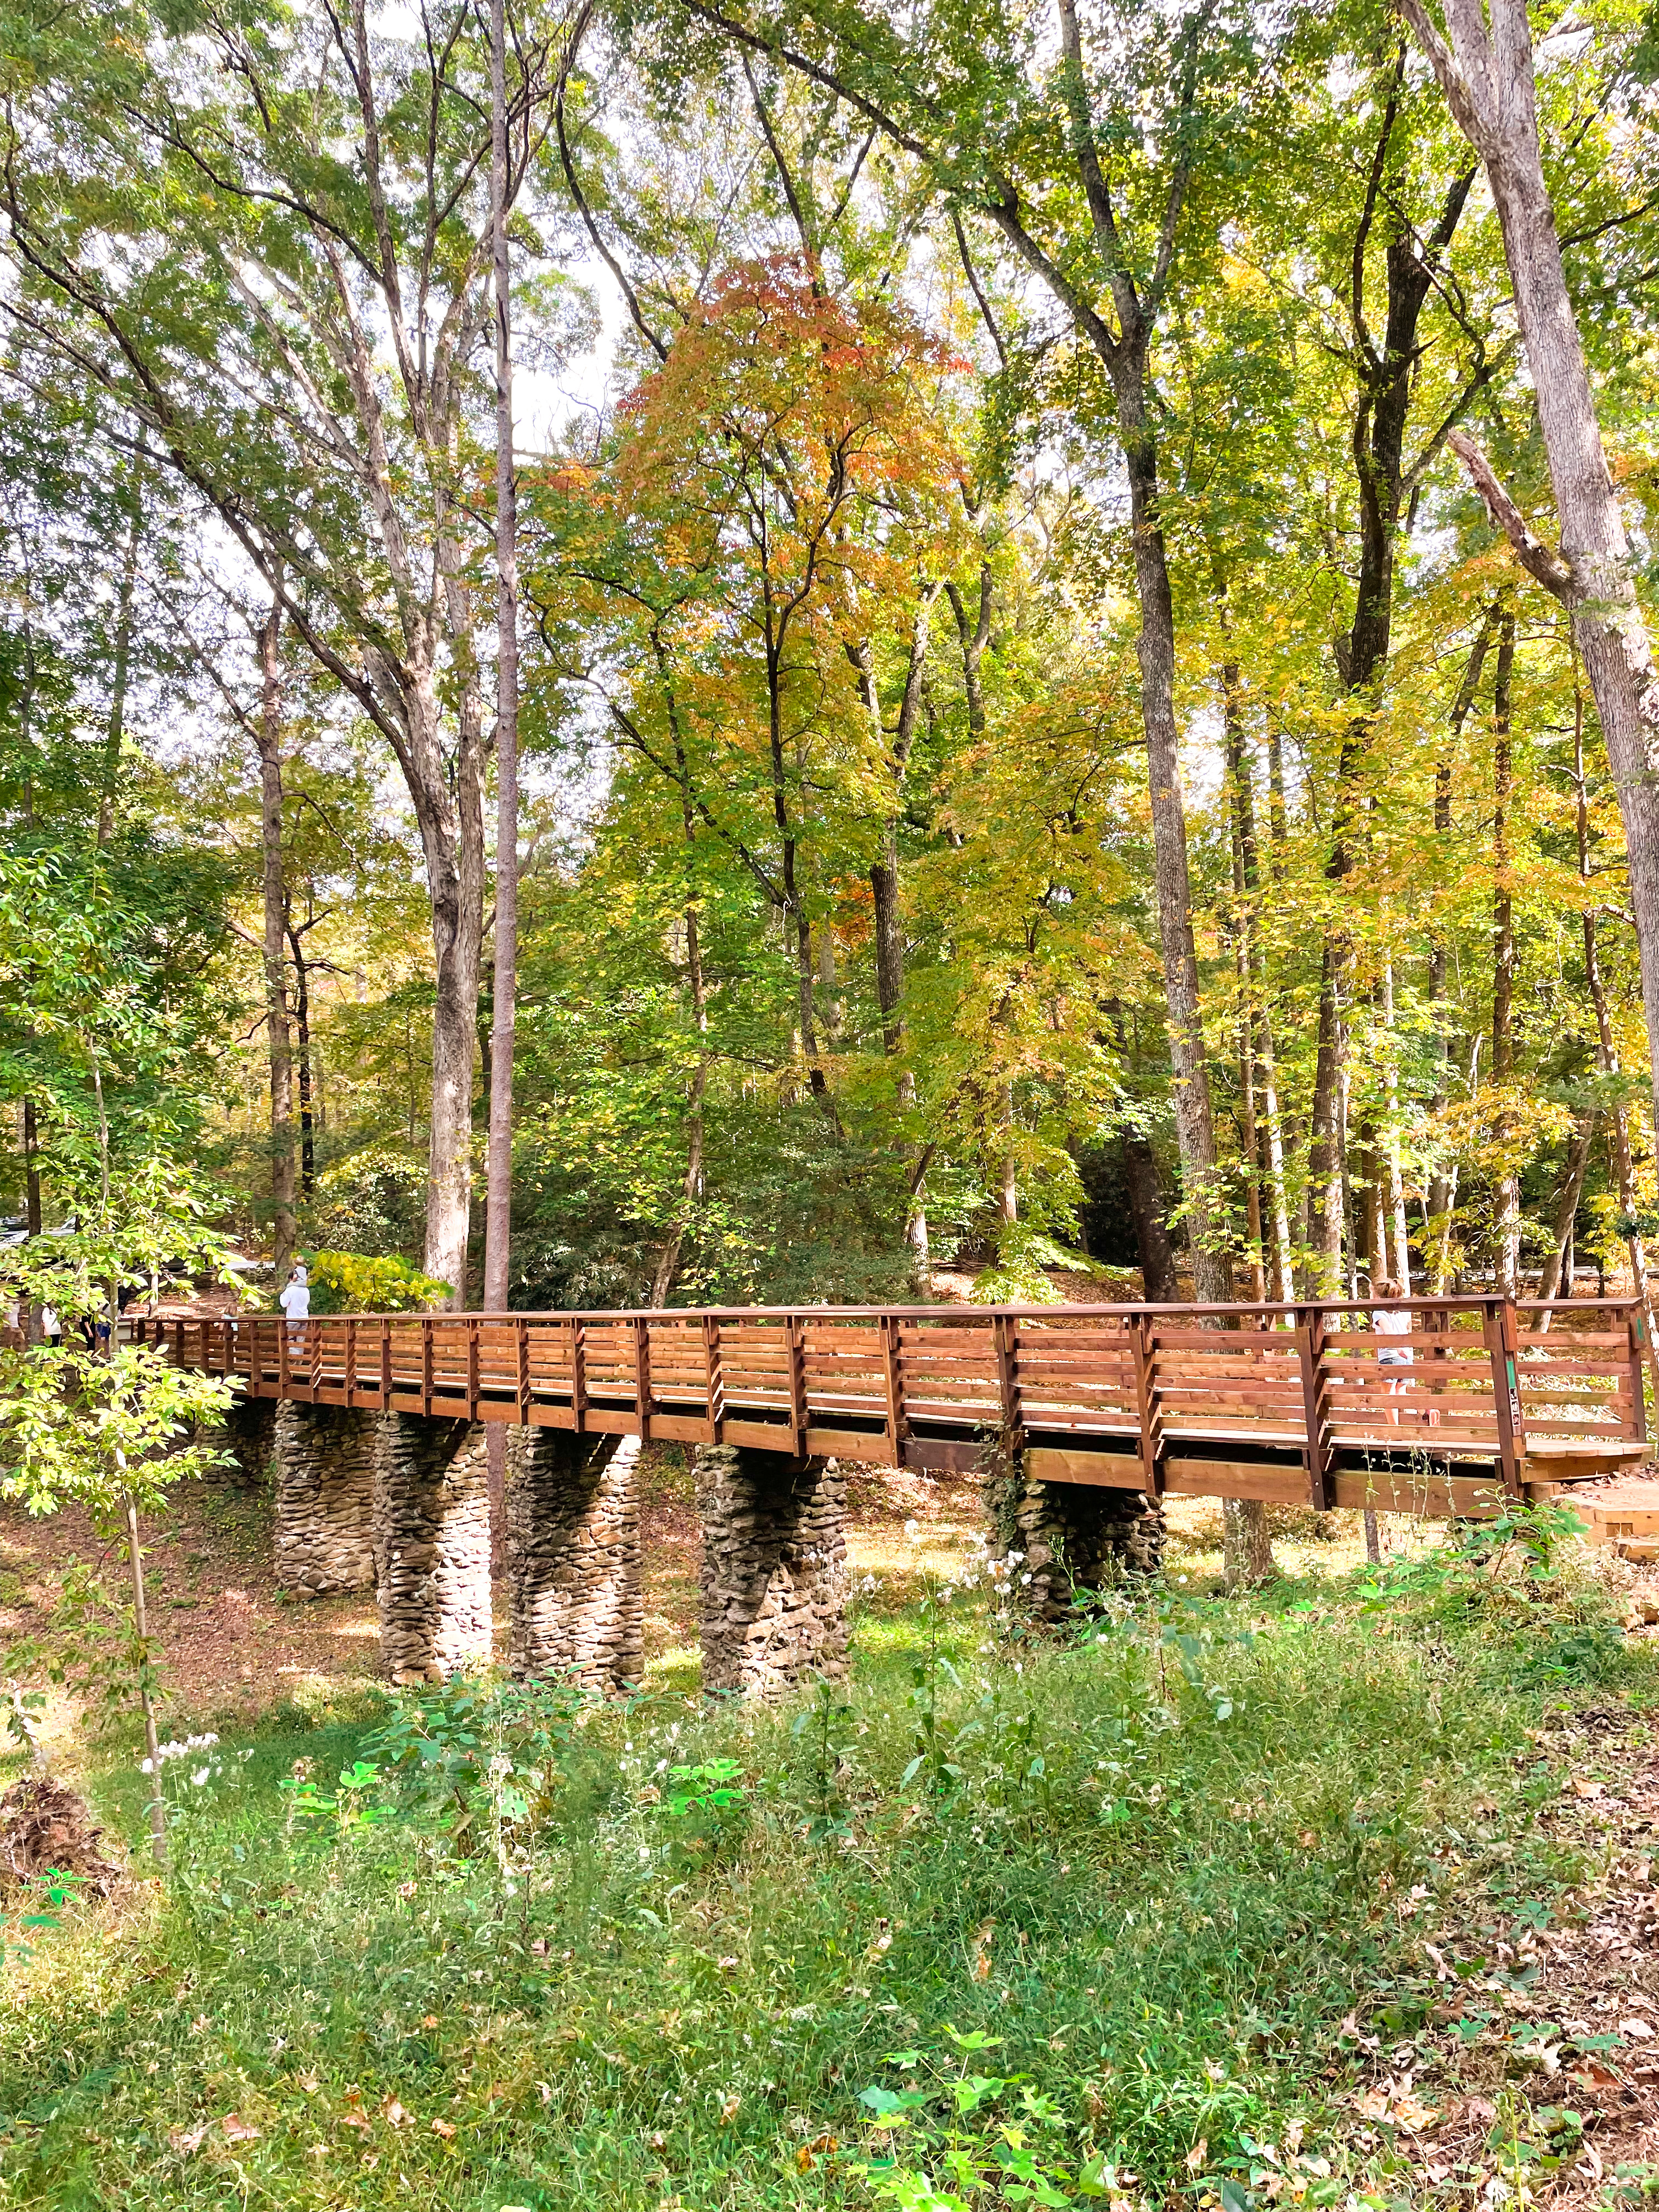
[980,1427,1162,1623]
[696,1445,848,1697]
[506,1429,644,1694]
[272,1402,377,1595]
[1006,1472,1163,1623]
[373,1415,493,1684]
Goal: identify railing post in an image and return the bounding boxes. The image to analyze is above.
[1295,1304,1330,1510]
[633,1313,652,1444]
[1628,1304,1649,1442]
[993,1313,1024,1456]
[881,1313,909,1463]
[346,1317,357,1406]
[571,1320,587,1434]
[1485,1297,1526,1498]
[787,1314,808,1456]
[1130,1312,1164,1499]
[467,1319,480,1421]
[517,1317,531,1425]
[421,1320,434,1417]
[702,1311,723,1443]
[277,1311,290,1398]
[379,1320,392,1408]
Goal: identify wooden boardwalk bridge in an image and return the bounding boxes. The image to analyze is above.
[139,1293,1652,1517]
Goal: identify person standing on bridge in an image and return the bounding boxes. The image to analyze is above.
[1374,1277,1414,1425]
[278,1263,309,1340]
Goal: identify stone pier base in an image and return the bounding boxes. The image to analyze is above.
[272,1402,377,1595]
[194,1395,277,1488]
[696,1446,848,1697]
[374,1415,493,1684]
[1013,1476,1164,1623]
[506,1429,643,1694]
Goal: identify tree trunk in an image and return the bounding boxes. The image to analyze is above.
[1535,1120,1592,1318]
[1401,0,1659,1133]
[1121,1130,1180,1303]
[96,442,145,850]
[255,596,297,1279]
[22,1096,40,1240]
[483,0,520,1324]
[1427,612,1497,1263]
[1118,389,1231,1302]
[860,583,939,1269]
[1308,94,1474,1294]
[1576,700,1659,1399]
[286,919,315,1198]
[1381,958,1412,1286]
[123,1487,167,1867]
[1491,608,1520,1298]
[1218,605,1267,1301]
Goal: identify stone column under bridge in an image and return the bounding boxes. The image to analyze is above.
[374,1415,493,1685]
[695,1445,848,1697]
[978,1426,1163,1623]
[506,1429,644,1695]
[272,1402,377,1596]
[1000,1467,1164,1625]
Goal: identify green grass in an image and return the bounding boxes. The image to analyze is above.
[0,1542,1650,2211]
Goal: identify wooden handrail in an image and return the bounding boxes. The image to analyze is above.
[132,1297,1649,1507]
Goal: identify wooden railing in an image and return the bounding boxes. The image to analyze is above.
[131,1296,1651,1513]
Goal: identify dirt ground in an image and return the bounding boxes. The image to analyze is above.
[0,1446,1451,1757]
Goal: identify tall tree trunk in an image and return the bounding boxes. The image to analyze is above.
[1534,1120,1592,1319]
[1000,1084,1018,1228]
[97,440,146,850]
[1121,1130,1180,1302]
[1002,0,1232,1302]
[1218,600,1267,1301]
[286,919,315,1197]
[256,595,296,1279]
[414,683,486,1307]
[1401,0,1659,1136]
[1575,690,1659,1400]
[1307,83,1475,1292]
[1490,610,1520,1297]
[859,582,939,1273]
[22,1096,40,1241]
[483,0,520,1323]
[480,0,520,1581]
[1381,957,1412,1285]
[1119,403,1231,1303]
[648,706,712,1311]
[1427,612,1498,1273]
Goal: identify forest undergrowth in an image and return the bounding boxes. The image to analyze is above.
[1,1528,1656,2212]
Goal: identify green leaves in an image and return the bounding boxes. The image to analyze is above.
[0,1341,235,1517]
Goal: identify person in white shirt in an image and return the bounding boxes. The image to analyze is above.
[278,1267,310,1336]
[37,1302,61,1347]
[1373,1276,1413,1425]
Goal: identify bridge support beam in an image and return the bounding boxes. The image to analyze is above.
[506,1430,643,1694]
[696,1445,848,1697]
[272,1402,377,1596]
[375,1415,493,1684]
[1013,1474,1164,1622]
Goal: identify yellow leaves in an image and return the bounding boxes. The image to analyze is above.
[1434,1084,1576,1177]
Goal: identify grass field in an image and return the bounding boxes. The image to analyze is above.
[1,1518,1655,2211]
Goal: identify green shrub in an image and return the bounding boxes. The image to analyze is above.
[302,1250,450,1314]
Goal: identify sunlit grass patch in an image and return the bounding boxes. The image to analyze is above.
[1,1528,1652,2211]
